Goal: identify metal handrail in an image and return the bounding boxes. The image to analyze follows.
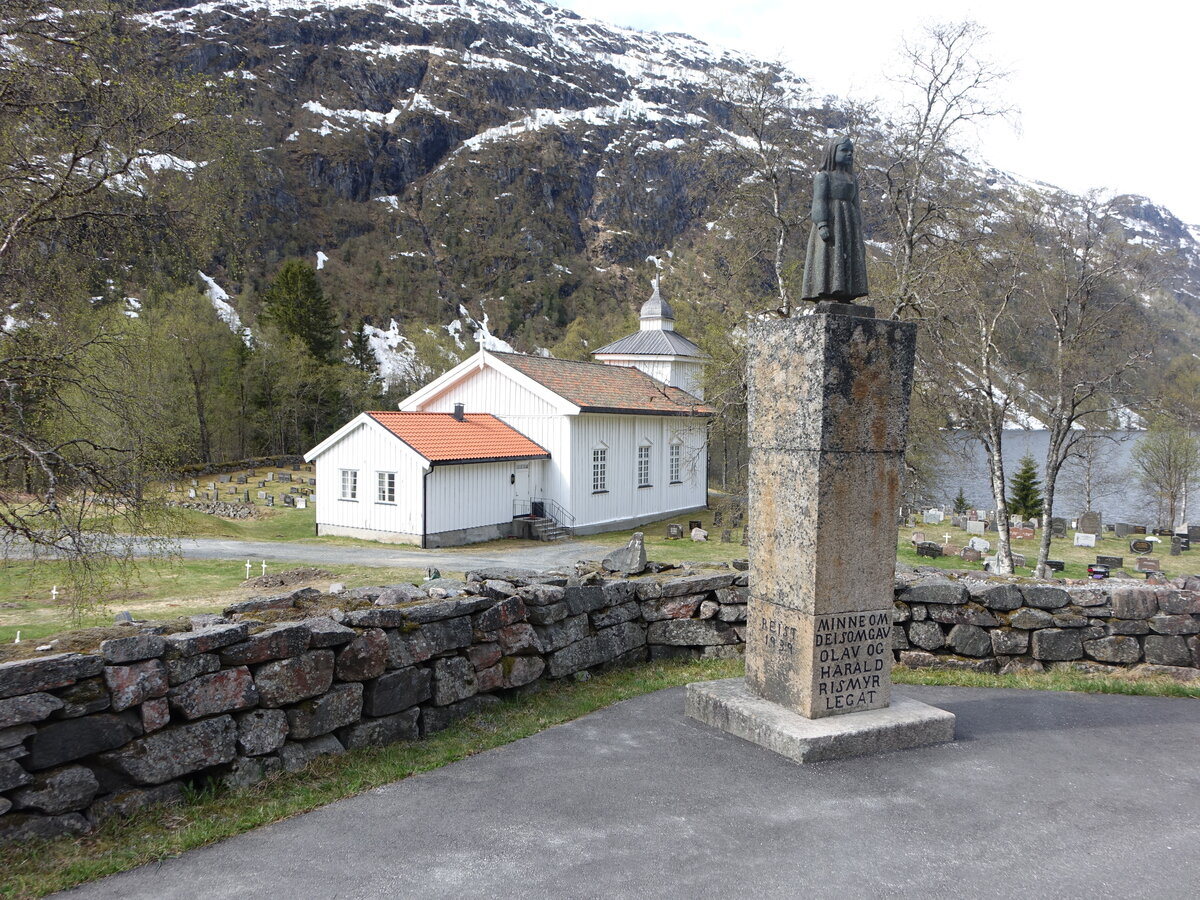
[512,496,575,536]
[536,497,575,535]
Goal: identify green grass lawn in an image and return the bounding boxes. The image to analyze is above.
[0,559,428,644]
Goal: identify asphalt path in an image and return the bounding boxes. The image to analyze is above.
[58,684,1200,899]
[170,536,609,575]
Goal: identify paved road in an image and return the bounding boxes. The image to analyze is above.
[172,536,610,575]
[59,684,1200,899]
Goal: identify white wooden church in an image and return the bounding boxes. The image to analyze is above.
[304,284,711,547]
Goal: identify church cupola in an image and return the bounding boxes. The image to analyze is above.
[591,261,707,399]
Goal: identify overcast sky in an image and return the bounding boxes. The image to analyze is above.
[553,0,1200,225]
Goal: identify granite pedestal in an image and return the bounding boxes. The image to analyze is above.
[688,312,954,762]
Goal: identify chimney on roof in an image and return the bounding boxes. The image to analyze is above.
[452,403,465,422]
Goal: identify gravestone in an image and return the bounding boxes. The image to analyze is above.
[911,530,926,544]
[1114,522,1132,538]
[243,490,250,503]
[266,495,274,506]
[280,473,292,483]
[713,510,724,526]
[1051,517,1068,538]
[1130,538,1153,554]
[721,529,733,543]
[296,497,307,510]
[188,488,196,499]
[168,482,177,493]
[967,536,990,553]
[968,510,979,521]
[689,520,702,532]
[916,541,942,558]
[283,493,295,507]
[1074,532,1096,548]
[1132,525,1147,534]
[951,515,966,530]
[1135,557,1160,573]
[219,474,231,484]
[292,464,301,472]
[1170,537,1182,556]
[257,491,266,500]
[1078,511,1101,535]
[1011,552,1026,567]
[309,478,316,485]
[960,547,983,562]
[247,470,256,477]
[691,527,708,542]
[1046,559,1065,572]
[1154,528,1174,537]
[1096,555,1124,568]
[966,520,985,536]
[266,472,274,482]
[666,523,683,539]
[1024,520,1038,530]
[923,509,944,525]
[191,479,198,487]
[1188,525,1200,542]
[1011,527,1034,541]
[208,482,217,491]
[688,299,953,762]
[236,475,247,485]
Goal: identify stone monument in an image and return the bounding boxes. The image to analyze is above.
[687,136,955,763]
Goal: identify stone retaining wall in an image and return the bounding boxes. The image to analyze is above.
[3,565,1197,844]
[0,565,747,844]
[892,574,1200,676]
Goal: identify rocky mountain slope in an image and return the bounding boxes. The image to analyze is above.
[140,0,1200,398]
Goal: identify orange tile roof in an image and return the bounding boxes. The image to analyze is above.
[491,352,712,416]
[367,412,549,465]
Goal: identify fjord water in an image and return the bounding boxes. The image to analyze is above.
[934,430,1171,525]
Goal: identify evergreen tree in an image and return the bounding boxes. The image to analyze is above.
[953,487,970,514]
[261,260,337,360]
[347,321,375,372]
[1008,453,1044,520]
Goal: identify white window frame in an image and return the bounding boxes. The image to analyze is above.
[637,442,652,488]
[669,441,683,484]
[376,471,396,503]
[339,468,358,501]
[592,445,608,493]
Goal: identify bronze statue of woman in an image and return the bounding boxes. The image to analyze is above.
[800,136,869,302]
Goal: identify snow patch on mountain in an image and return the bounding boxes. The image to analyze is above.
[359,319,431,388]
[198,271,253,345]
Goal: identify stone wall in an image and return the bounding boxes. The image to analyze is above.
[3,564,1197,844]
[893,574,1200,676]
[0,565,747,844]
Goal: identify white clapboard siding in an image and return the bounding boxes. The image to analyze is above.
[313,421,426,539]
[569,413,707,529]
[417,364,560,417]
[414,378,572,516]
[426,460,542,534]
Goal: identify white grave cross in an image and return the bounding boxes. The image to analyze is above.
[245,560,252,579]
[261,560,267,576]
[51,585,58,602]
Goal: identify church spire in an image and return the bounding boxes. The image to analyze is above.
[640,255,675,331]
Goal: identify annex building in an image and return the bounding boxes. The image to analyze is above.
[304,285,711,547]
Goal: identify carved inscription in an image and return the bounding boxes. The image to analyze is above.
[814,611,890,712]
[755,611,797,654]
